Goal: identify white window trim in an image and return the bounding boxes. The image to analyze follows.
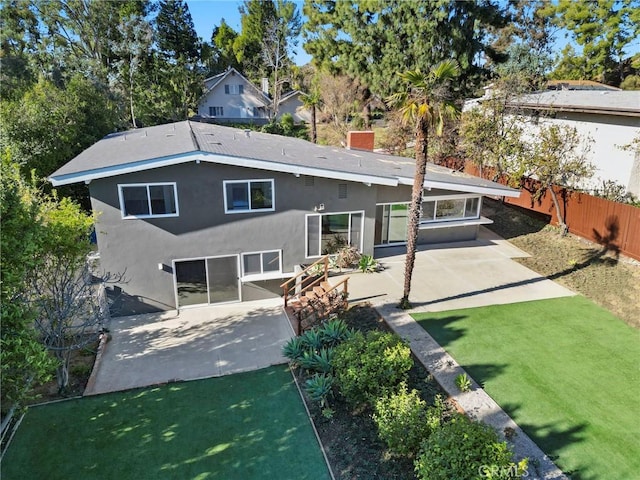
[305,210,365,259]
[223,179,275,214]
[118,182,179,219]
[420,195,481,224]
[240,249,283,281]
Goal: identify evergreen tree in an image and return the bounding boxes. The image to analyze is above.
[155,0,200,61]
[303,0,507,99]
[548,0,640,85]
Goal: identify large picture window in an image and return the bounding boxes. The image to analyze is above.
[118,183,178,218]
[224,179,275,213]
[306,211,364,257]
[242,250,282,278]
[421,196,481,223]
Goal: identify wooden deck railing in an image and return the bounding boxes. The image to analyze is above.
[280,256,329,308]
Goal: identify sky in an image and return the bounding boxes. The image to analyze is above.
[185,0,312,65]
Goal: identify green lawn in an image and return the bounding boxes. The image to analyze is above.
[413,296,640,480]
[2,366,331,480]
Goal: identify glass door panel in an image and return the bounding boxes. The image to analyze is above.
[207,256,240,303]
[175,260,208,307]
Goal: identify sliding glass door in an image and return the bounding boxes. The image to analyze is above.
[174,255,240,308]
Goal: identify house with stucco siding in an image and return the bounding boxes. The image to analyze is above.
[49,121,518,316]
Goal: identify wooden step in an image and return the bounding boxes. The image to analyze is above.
[313,286,326,296]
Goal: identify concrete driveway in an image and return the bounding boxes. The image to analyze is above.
[85,298,293,395]
[339,227,575,312]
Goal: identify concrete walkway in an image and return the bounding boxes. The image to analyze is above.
[85,298,293,395]
[332,227,573,480]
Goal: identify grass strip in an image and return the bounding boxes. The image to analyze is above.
[413,296,640,480]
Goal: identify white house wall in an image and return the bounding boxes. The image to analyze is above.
[198,78,269,121]
[520,112,640,196]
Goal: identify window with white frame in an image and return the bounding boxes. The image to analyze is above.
[224,179,274,213]
[209,106,224,116]
[224,84,244,95]
[421,196,480,223]
[306,211,364,257]
[118,183,178,218]
[242,250,282,278]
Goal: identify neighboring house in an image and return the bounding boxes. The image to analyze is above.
[196,67,310,124]
[277,90,311,123]
[197,68,271,123]
[49,121,518,316]
[506,90,640,196]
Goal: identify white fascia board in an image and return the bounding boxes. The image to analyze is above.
[49,152,203,186]
[49,151,399,187]
[396,176,520,198]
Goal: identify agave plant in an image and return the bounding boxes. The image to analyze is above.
[304,373,334,408]
[299,328,325,351]
[309,347,334,373]
[319,319,354,346]
[282,336,306,365]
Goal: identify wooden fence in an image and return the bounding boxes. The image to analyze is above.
[453,161,640,261]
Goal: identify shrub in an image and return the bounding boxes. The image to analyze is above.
[333,330,413,407]
[373,383,435,456]
[414,413,527,480]
[335,245,361,269]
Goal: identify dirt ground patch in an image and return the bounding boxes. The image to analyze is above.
[29,339,99,404]
[483,198,640,328]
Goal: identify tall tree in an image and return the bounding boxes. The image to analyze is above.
[262,0,302,117]
[303,0,507,99]
[548,0,640,85]
[155,0,200,62]
[234,0,278,79]
[204,18,240,74]
[387,61,460,309]
[0,75,120,180]
[153,0,203,121]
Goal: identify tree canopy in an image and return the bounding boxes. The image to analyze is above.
[303,0,507,99]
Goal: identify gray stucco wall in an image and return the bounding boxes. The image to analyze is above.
[90,162,378,314]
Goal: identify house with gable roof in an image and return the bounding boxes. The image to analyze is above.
[49,121,518,316]
[196,67,310,124]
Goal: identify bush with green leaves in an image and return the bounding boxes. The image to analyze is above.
[373,384,445,456]
[333,330,413,407]
[358,254,378,273]
[282,336,306,366]
[414,413,527,480]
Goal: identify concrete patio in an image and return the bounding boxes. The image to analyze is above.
[85,298,293,395]
[337,227,575,311]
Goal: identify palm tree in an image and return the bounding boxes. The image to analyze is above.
[300,89,321,143]
[387,61,460,309]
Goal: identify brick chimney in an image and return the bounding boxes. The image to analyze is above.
[346,131,375,152]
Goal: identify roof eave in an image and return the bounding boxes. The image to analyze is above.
[49,152,400,188]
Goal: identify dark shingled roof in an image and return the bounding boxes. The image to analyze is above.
[49,121,518,197]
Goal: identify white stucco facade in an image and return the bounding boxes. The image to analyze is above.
[531,112,639,196]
